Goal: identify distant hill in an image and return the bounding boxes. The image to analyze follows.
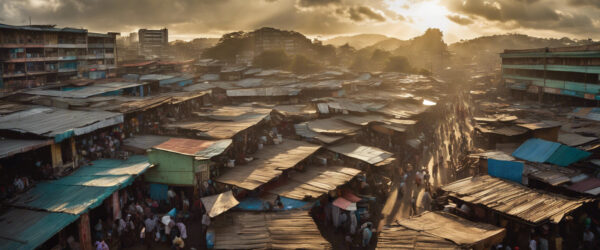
[363,38,410,51]
[324,34,389,49]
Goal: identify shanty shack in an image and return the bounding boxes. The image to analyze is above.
[145,138,232,186]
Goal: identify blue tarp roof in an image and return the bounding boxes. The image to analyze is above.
[0,208,79,250]
[512,138,590,167]
[487,158,524,183]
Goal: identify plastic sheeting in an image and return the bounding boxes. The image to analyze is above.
[487,159,524,183]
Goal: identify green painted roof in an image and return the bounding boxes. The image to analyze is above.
[0,208,78,250]
[3,155,151,249]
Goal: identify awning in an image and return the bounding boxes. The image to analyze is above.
[11,155,152,215]
[0,208,79,250]
[333,197,357,211]
[327,143,393,165]
[0,138,53,159]
[201,191,239,218]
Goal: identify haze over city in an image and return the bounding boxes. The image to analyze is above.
[1,0,600,250]
[2,0,599,42]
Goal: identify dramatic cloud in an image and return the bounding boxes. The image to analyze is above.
[443,0,599,34]
[569,0,600,8]
[347,6,386,22]
[446,14,474,25]
[297,0,341,7]
[0,0,597,42]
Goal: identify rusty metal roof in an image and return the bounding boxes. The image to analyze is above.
[442,175,591,225]
[153,138,232,159]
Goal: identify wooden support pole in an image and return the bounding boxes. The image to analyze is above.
[78,213,92,250]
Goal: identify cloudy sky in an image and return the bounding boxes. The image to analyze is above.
[1,0,599,43]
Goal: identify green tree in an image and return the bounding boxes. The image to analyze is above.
[385,56,412,72]
[253,50,291,69]
[202,31,250,62]
[290,54,322,74]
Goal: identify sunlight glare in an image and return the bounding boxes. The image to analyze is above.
[386,0,451,32]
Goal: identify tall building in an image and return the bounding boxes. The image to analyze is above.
[138,28,168,59]
[501,44,600,101]
[0,23,118,92]
[253,27,311,56]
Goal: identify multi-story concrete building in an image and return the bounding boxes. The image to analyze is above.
[501,44,600,101]
[253,27,310,56]
[138,28,168,59]
[0,23,118,92]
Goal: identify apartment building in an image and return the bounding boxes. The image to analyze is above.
[138,28,168,59]
[253,27,310,56]
[501,44,600,101]
[0,23,118,92]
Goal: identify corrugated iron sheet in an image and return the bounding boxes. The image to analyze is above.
[153,138,232,158]
[512,138,561,163]
[0,208,79,250]
[212,211,331,249]
[395,211,505,247]
[327,143,393,165]
[512,138,590,166]
[216,139,320,190]
[0,107,123,142]
[442,175,590,225]
[26,82,145,99]
[0,138,52,159]
[269,165,361,200]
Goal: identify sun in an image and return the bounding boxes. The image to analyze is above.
[386,0,451,32]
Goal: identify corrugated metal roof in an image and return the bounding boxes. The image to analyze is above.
[512,138,590,166]
[392,211,505,247]
[0,208,79,250]
[216,139,321,190]
[11,156,151,214]
[306,117,360,135]
[226,87,301,97]
[0,138,52,159]
[294,122,344,144]
[572,107,600,122]
[153,138,232,159]
[512,138,561,163]
[139,74,175,81]
[0,107,123,142]
[327,143,393,165]
[377,225,458,249]
[269,165,361,200]
[212,211,331,249]
[442,175,590,225]
[25,82,146,99]
[558,133,598,147]
[123,134,171,151]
